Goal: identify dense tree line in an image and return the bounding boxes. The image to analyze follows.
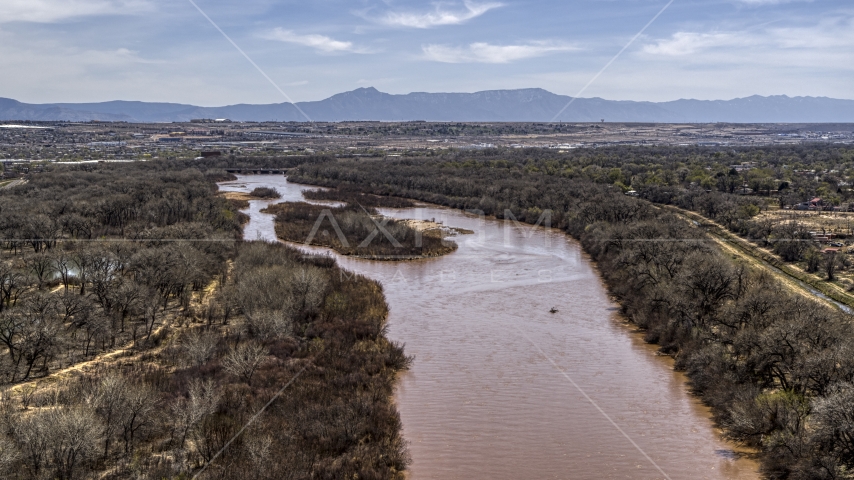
[0,161,410,479]
[290,151,854,478]
[264,202,456,260]
[294,145,854,275]
[310,144,854,204]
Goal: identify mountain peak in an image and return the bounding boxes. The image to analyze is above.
[1,89,853,123]
[351,87,381,95]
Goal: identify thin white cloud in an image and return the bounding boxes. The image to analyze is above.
[423,41,578,63]
[643,17,854,57]
[638,17,854,77]
[0,0,151,23]
[643,32,747,56]
[770,18,854,48]
[375,1,502,29]
[264,28,369,53]
[81,48,163,66]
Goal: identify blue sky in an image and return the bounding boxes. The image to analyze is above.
[0,0,851,105]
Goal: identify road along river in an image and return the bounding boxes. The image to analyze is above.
[219,175,759,480]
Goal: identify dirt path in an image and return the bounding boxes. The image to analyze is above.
[0,179,25,190]
[666,205,854,312]
[7,320,175,397]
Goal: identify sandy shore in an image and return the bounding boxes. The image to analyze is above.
[219,191,282,202]
[401,219,474,236]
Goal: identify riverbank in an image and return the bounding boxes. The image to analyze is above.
[220,174,761,479]
[290,156,854,477]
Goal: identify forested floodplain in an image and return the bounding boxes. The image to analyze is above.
[263,201,457,260]
[0,161,410,479]
[289,145,854,479]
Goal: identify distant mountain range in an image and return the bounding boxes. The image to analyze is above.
[2,88,853,123]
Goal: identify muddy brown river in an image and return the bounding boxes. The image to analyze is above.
[219,176,760,480]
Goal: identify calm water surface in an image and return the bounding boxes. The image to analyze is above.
[219,175,760,480]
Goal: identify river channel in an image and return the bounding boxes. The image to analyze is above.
[218,175,760,480]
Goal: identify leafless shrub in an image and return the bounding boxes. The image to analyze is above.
[236,266,294,314]
[0,386,14,415]
[11,404,104,480]
[91,374,158,456]
[18,384,38,410]
[222,342,268,384]
[171,379,221,449]
[182,329,219,367]
[243,425,273,469]
[290,267,328,314]
[0,433,19,471]
[245,309,293,340]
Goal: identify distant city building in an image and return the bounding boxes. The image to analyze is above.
[730,162,758,172]
[247,131,309,137]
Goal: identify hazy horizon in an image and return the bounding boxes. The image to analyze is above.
[5,87,854,109]
[0,0,851,106]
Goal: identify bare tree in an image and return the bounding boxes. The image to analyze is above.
[107,279,145,333]
[88,253,120,311]
[290,268,329,314]
[217,284,239,325]
[0,262,32,312]
[80,311,109,358]
[90,375,159,457]
[53,250,75,292]
[170,379,221,449]
[118,381,159,454]
[0,303,62,381]
[24,252,56,291]
[12,408,51,476]
[71,248,101,297]
[24,214,59,253]
[142,299,160,343]
[243,425,273,471]
[245,309,293,340]
[183,329,219,367]
[825,250,841,281]
[805,248,822,273]
[7,398,102,478]
[92,374,127,458]
[222,342,268,384]
[45,406,104,480]
[0,433,19,472]
[60,213,93,240]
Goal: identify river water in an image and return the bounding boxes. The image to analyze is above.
[219,176,760,480]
